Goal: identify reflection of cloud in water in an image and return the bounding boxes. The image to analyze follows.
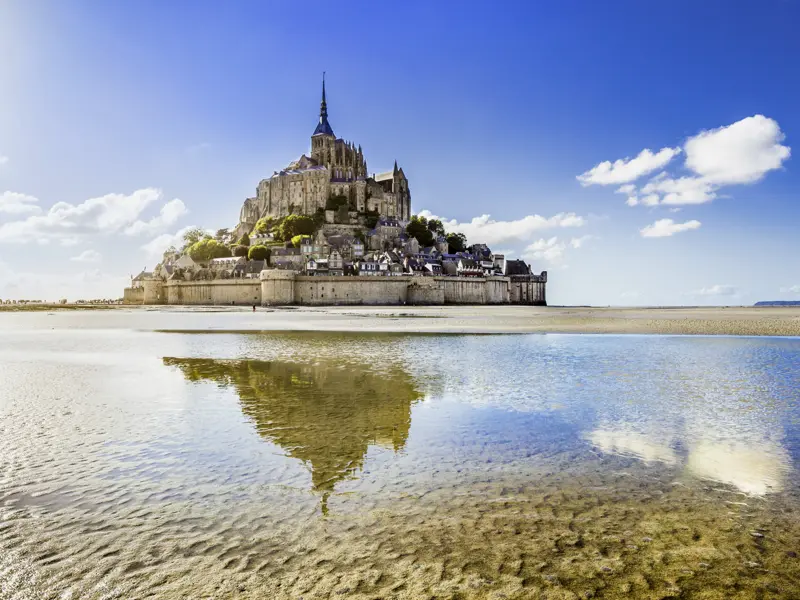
[687,440,789,496]
[588,425,791,496]
[588,427,678,465]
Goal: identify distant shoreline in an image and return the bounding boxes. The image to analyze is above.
[3,304,800,337]
[0,303,120,312]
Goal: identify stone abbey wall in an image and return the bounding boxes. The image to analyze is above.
[131,271,546,306]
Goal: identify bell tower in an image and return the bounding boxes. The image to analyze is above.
[311,73,335,165]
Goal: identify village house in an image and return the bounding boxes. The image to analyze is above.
[306,257,329,275]
[272,247,303,270]
[457,258,483,277]
[209,256,245,271]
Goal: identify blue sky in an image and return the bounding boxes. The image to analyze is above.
[1,0,798,304]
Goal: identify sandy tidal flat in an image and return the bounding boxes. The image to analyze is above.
[177,305,800,336]
[3,304,800,336]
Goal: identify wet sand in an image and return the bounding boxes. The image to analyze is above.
[188,305,800,336]
[4,304,800,336]
[2,321,800,599]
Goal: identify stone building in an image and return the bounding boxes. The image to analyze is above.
[236,76,411,237]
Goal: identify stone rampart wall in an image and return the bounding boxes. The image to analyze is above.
[163,280,261,305]
[292,275,410,305]
[434,276,510,304]
[407,280,445,305]
[144,272,545,306]
[123,287,144,304]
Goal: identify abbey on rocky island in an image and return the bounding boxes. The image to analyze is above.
[125,77,547,307]
[235,75,411,238]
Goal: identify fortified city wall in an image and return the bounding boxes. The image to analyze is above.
[129,271,546,306]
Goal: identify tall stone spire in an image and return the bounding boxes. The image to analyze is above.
[313,72,335,137]
[320,72,327,119]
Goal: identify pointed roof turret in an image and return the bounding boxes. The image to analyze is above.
[313,72,335,137]
[393,160,398,174]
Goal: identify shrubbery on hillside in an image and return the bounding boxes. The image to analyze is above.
[187,239,231,262]
[248,245,271,262]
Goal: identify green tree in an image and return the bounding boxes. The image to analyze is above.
[254,217,275,234]
[353,229,365,245]
[215,228,230,241]
[406,215,434,247]
[237,232,250,246]
[427,219,445,236]
[291,234,306,248]
[187,239,232,263]
[277,214,316,241]
[182,227,209,250]
[446,232,468,253]
[248,245,271,262]
[233,244,249,257]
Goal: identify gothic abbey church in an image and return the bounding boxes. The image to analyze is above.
[236,77,411,237]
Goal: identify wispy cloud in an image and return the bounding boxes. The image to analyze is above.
[690,284,739,296]
[0,188,186,244]
[70,249,102,263]
[417,210,586,247]
[521,235,594,263]
[577,147,681,186]
[0,191,40,215]
[640,218,701,238]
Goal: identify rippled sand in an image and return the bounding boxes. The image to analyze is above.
[2,323,800,599]
[4,463,800,599]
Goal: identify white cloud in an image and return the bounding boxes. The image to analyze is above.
[617,184,636,195]
[779,285,800,294]
[523,237,566,261]
[0,260,128,301]
[640,176,716,206]
[684,115,790,185]
[584,115,790,211]
[0,188,178,244]
[615,185,640,206]
[141,225,209,258]
[70,249,101,263]
[0,155,8,166]
[691,284,739,296]
[521,235,593,263]
[569,234,594,249]
[577,147,681,186]
[417,210,586,247]
[125,198,188,236]
[0,191,41,215]
[640,218,701,238]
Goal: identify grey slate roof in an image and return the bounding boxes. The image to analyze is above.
[505,259,530,276]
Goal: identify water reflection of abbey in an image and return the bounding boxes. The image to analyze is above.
[164,355,423,510]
